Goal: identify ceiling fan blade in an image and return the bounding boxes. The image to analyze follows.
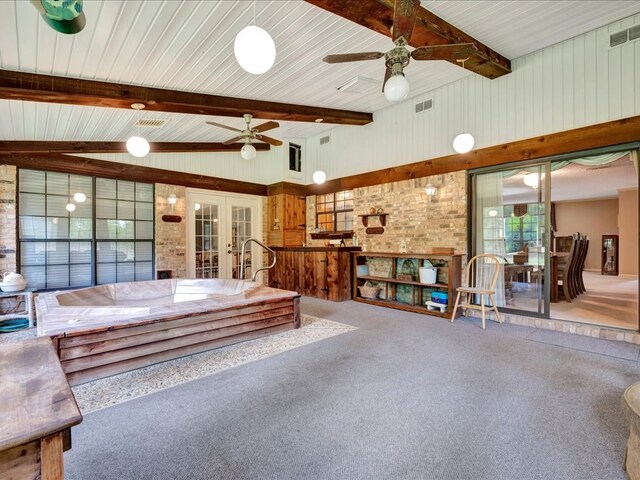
[253,120,280,133]
[255,134,283,147]
[392,0,419,43]
[205,121,242,133]
[323,52,384,64]
[382,67,392,93]
[411,43,478,62]
[222,136,244,145]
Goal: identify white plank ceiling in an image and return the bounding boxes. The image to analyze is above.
[0,0,639,143]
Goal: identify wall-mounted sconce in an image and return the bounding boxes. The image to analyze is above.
[425,183,437,203]
[162,193,182,223]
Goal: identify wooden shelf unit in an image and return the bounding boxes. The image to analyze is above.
[352,252,462,319]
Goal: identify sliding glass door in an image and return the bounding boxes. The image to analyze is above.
[471,163,550,316]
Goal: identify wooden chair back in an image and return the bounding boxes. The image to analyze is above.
[465,254,501,292]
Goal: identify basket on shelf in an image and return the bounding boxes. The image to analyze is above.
[358,281,381,299]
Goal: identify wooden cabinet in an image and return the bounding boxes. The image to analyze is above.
[267,194,306,247]
[269,247,359,301]
[352,252,462,319]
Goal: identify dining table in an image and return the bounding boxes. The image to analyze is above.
[505,251,568,303]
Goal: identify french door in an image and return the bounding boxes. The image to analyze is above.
[186,190,262,280]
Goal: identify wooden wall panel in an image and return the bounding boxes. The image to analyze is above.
[305,14,640,182]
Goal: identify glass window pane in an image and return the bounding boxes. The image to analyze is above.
[20,216,46,239]
[47,265,69,288]
[97,263,116,285]
[136,202,153,221]
[72,199,92,218]
[21,266,45,290]
[70,242,92,264]
[135,262,153,281]
[46,172,69,196]
[118,181,135,201]
[19,193,45,216]
[20,242,46,266]
[136,221,153,239]
[19,170,45,193]
[70,218,92,239]
[47,243,70,265]
[70,264,91,287]
[136,183,153,202]
[96,178,117,199]
[135,242,153,262]
[117,221,135,239]
[46,217,69,239]
[96,199,116,218]
[117,242,135,262]
[97,241,116,263]
[47,195,69,217]
[118,200,135,220]
[117,263,135,283]
[96,219,117,239]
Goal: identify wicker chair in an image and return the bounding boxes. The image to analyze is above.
[450,254,503,330]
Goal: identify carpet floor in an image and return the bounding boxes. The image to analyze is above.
[65,298,640,480]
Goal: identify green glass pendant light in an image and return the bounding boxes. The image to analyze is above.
[30,0,86,34]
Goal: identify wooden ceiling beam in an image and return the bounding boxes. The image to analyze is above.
[0,69,373,126]
[305,0,511,80]
[0,141,270,155]
[306,115,640,195]
[0,153,267,196]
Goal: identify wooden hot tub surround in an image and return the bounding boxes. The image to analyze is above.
[36,279,300,385]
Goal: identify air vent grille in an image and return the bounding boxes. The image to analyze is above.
[136,119,167,128]
[610,24,640,48]
[415,98,433,113]
[320,135,331,145]
[610,30,628,47]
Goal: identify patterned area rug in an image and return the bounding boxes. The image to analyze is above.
[0,314,355,413]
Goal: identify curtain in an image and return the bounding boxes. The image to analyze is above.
[631,149,639,176]
[503,150,631,178]
[475,172,506,307]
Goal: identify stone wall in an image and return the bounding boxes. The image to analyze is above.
[155,184,187,279]
[0,165,17,273]
[306,171,468,255]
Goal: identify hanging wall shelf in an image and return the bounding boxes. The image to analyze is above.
[358,213,389,227]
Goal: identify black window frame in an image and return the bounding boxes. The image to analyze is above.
[315,190,354,233]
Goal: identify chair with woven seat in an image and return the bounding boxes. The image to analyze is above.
[450,254,503,330]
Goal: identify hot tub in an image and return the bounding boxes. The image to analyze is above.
[36,279,300,385]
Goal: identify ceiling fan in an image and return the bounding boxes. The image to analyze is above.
[322,0,478,102]
[206,113,283,160]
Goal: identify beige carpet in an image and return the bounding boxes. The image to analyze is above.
[507,271,638,330]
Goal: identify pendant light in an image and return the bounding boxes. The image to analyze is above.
[234,2,276,75]
[313,142,327,185]
[126,103,150,158]
[452,60,475,154]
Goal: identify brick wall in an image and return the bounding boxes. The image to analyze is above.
[306,171,468,255]
[155,183,187,279]
[0,165,17,273]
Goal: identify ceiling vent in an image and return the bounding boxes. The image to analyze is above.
[415,98,433,113]
[320,135,331,146]
[136,119,167,128]
[336,75,379,93]
[610,24,640,48]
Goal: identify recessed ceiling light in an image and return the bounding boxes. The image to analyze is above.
[315,118,323,123]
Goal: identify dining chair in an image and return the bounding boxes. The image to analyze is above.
[450,254,502,330]
[557,234,578,302]
[576,235,589,294]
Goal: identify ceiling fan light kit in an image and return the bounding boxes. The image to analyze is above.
[30,0,86,34]
[240,143,257,160]
[384,72,410,102]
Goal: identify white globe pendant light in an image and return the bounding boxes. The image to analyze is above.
[384,73,410,103]
[240,143,257,160]
[452,133,475,154]
[126,136,150,158]
[312,170,327,185]
[234,2,276,75]
[126,103,150,158]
